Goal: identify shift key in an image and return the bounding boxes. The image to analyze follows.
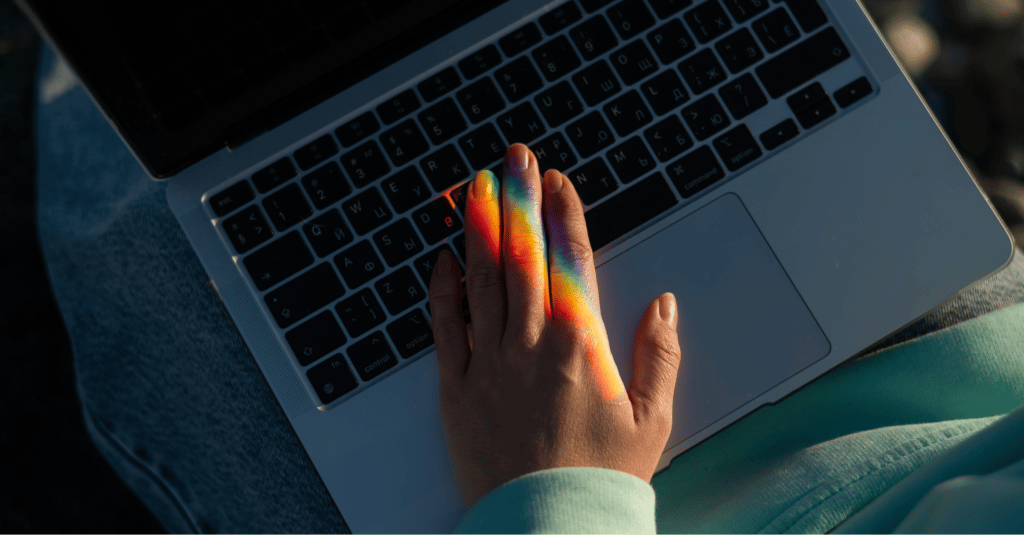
[584,173,678,251]
[265,262,345,329]
[243,231,314,291]
[755,28,850,99]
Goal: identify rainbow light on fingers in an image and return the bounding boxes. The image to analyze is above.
[503,154,552,319]
[464,170,501,262]
[548,216,626,401]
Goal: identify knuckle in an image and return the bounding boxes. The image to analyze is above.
[505,233,546,265]
[550,238,594,276]
[644,332,681,370]
[465,263,502,294]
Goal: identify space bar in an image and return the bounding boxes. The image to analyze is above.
[584,173,678,251]
[755,27,851,99]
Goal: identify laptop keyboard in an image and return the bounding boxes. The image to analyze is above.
[207,0,875,408]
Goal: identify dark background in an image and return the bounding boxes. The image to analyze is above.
[1,0,1023,531]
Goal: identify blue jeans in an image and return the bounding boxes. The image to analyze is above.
[33,42,1024,533]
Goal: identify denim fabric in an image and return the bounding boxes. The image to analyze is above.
[33,38,1024,533]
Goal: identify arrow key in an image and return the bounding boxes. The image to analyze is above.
[796,96,837,129]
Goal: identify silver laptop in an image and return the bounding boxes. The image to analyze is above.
[20,0,1014,531]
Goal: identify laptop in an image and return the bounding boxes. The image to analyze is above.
[18,0,1014,531]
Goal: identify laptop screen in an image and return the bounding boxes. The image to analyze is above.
[23,0,509,178]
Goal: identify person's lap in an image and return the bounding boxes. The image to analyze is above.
[33,43,1024,533]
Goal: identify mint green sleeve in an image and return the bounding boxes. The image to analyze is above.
[454,467,656,534]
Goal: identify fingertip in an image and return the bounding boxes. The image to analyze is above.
[659,293,677,326]
[505,143,533,174]
[542,169,564,195]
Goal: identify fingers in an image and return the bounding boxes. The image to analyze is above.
[542,169,625,400]
[429,250,471,388]
[627,293,681,429]
[464,170,505,354]
[502,144,550,342]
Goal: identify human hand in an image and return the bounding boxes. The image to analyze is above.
[428,143,682,509]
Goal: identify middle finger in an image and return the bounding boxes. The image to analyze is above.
[502,144,551,343]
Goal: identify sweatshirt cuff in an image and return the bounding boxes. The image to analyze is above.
[454,467,656,534]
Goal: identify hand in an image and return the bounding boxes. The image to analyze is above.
[428,143,682,509]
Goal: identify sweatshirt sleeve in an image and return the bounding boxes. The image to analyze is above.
[454,467,657,534]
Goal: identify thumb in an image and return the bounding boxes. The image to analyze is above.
[627,293,681,429]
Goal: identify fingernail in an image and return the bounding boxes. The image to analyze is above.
[471,170,496,200]
[659,293,677,323]
[543,171,563,195]
[505,144,531,175]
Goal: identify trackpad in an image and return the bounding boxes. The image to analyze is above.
[596,193,830,449]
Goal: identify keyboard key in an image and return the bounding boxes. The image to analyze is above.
[421,145,471,192]
[494,57,545,102]
[418,98,468,145]
[722,0,769,23]
[301,161,351,210]
[785,0,828,32]
[225,205,274,254]
[334,240,385,288]
[456,77,507,124]
[684,0,733,43]
[759,118,799,150]
[342,140,391,188]
[286,310,346,366]
[459,45,503,80]
[497,102,548,144]
[584,172,677,250]
[449,181,471,216]
[381,167,431,214]
[532,36,582,82]
[609,40,659,85]
[533,132,578,172]
[263,183,313,231]
[640,70,690,115]
[253,157,297,193]
[683,94,731,140]
[834,76,872,108]
[335,111,380,148]
[567,157,619,204]
[787,82,827,114]
[567,111,617,158]
[535,81,585,127]
[713,124,762,171]
[665,145,725,198]
[569,15,619,62]
[414,244,458,287]
[647,19,696,64]
[348,331,398,381]
[459,123,508,170]
[644,115,694,162]
[605,0,655,40]
[377,89,421,125]
[265,262,345,328]
[499,23,543,57]
[374,266,426,315]
[679,49,727,94]
[646,0,693,18]
[755,28,850,99]
[572,60,622,107]
[719,73,768,119]
[752,8,800,53]
[603,90,654,137]
[715,29,764,74]
[303,209,354,257]
[294,134,339,170]
[796,97,836,129]
[306,355,358,405]
[381,119,430,168]
[607,136,656,183]
[413,197,464,244]
[336,289,386,338]
[373,219,424,267]
[210,181,255,217]
[387,309,434,359]
[579,0,616,12]
[417,67,463,103]
[539,2,583,34]
[327,179,381,235]
[243,231,312,290]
